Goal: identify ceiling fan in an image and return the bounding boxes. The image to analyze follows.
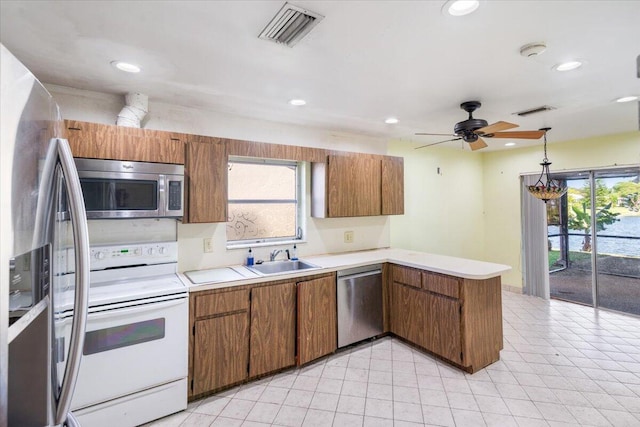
[415,101,545,151]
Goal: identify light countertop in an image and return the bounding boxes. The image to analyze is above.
[181,248,511,292]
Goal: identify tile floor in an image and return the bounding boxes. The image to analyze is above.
[146,291,640,426]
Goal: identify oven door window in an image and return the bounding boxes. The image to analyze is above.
[80,178,158,211]
[83,318,165,355]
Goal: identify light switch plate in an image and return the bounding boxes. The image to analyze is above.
[203,238,214,253]
[344,231,354,243]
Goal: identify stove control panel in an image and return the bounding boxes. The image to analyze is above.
[88,242,178,271]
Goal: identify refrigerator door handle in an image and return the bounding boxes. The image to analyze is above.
[54,138,90,426]
[64,411,81,427]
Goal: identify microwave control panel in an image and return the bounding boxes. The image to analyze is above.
[167,180,182,211]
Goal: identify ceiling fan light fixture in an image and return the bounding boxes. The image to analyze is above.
[385,117,399,124]
[553,60,583,72]
[442,0,480,17]
[615,95,638,103]
[527,128,567,203]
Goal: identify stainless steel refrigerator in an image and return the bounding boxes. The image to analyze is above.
[1,44,90,427]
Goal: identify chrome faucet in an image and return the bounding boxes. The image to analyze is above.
[269,249,282,262]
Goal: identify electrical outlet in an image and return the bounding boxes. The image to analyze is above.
[203,238,214,253]
[344,231,354,243]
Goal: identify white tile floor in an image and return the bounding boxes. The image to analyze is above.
[146,292,640,426]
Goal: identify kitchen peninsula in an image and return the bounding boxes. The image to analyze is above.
[184,248,510,400]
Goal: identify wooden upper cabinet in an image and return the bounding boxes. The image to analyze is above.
[312,154,381,218]
[64,120,184,164]
[297,275,337,365]
[249,283,297,377]
[328,155,381,217]
[312,154,404,218]
[184,137,228,223]
[381,156,404,215]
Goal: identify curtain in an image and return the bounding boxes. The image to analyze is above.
[521,175,550,299]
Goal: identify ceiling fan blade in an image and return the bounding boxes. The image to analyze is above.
[476,121,519,135]
[415,132,458,136]
[488,130,545,139]
[468,137,488,151]
[414,137,462,150]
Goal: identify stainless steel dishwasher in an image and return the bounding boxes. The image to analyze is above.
[337,264,383,348]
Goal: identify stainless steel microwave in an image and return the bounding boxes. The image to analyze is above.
[74,158,184,219]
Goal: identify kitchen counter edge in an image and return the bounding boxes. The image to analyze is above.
[182,248,512,293]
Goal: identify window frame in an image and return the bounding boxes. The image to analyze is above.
[226,156,305,249]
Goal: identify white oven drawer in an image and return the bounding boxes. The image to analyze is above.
[59,297,188,410]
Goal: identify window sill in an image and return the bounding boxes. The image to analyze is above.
[226,239,306,251]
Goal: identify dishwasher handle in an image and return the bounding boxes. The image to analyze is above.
[337,269,382,281]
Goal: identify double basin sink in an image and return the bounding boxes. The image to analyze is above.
[247,259,320,276]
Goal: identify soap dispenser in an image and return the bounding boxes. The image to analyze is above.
[246,248,254,266]
[291,244,298,261]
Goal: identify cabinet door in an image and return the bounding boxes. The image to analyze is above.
[65,121,184,164]
[390,283,425,346]
[250,283,296,377]
[424,293,462,364]
[192,312,249,395]
[327,155,381,217]
[185,139,228,223]
[381,156,404,215]
[297,276,337,365]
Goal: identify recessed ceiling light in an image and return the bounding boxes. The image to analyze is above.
[615,96,638,103]
[504,142,516,147]
[289,99,306,106]
[385,117,399,124]
[111,61,141,73]
[553,60,583,72]
[443,0,480,16]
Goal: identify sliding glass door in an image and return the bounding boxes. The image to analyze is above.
[548,176,594,306]
[594,170,640,316]
[546,167,640,316]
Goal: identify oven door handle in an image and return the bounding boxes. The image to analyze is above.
[88,296,187,320]
[55,138,91,426]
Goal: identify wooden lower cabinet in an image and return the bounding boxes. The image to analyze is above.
[192,312,249,395]
[424,293,461,364]
[250,283,296,377]
[390,264,503,373]
[297,275,337,365]
[390,282,425,346]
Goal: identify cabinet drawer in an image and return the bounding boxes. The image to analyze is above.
[392,265,422,289]
[422,272,459,299]
[195,290,249,318]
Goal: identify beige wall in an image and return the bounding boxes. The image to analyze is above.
[483,131,640,288]
[388,140,486,260]
[389,132,639,288]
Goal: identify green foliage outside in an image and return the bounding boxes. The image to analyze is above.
[565,179,637,251]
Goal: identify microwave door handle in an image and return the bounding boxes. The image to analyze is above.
[54,138,91,426]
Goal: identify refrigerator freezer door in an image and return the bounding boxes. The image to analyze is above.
[2,45,90,427]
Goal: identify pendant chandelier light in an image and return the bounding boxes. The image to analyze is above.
[527,127,568,202]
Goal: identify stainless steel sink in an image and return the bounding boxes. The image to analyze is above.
[247,260,320,276]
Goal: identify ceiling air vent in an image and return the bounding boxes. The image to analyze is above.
[513,105,557,117]
[259,2,324,47]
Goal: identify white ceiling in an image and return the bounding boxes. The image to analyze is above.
[1,1,639,151]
